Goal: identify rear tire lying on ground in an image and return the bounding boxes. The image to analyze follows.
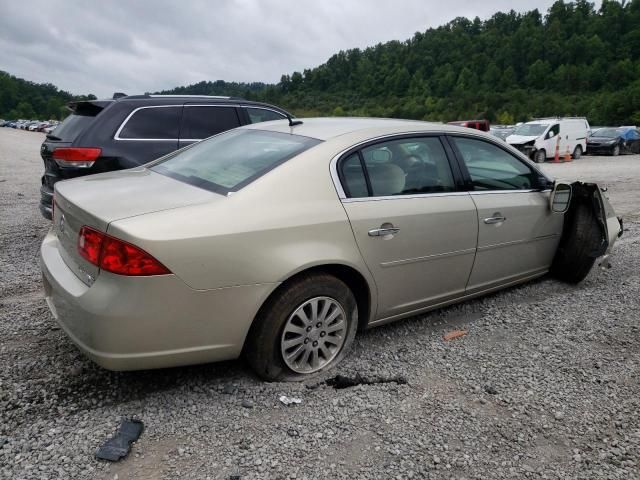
[551,203,602,284]
[244,273,358,382]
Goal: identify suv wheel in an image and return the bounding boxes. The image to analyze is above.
[534,149,546,163]
[245,273,358,381]
[612,145,620,156]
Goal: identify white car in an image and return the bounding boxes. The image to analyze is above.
[507,117,590,163]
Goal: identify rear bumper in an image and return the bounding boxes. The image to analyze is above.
[40,229,276,371]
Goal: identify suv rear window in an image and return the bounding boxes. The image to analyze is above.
[118,106,181,140]
[52,110,101,142]
[151,129,321,194]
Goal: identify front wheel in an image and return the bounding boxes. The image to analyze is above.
[244,273,358,381]
[612,145,620,156]
[572,145,582,160]
[534,149,546,163]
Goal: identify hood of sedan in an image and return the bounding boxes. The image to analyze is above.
[54,167,216,229]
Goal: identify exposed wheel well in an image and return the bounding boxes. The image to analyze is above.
[244,265,372,352]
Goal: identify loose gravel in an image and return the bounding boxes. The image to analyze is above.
[1,128,639,479]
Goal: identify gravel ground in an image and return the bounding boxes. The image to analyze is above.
[1,127,639,479]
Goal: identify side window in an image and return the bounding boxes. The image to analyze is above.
[547,123,560,138]
[119,106,181,139]
[246,108,286,124]
[181,106,240,140]
[341,153,368,198]
[452,137,538,191]
[339,137,456,198]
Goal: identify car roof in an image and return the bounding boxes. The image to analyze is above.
[241,117,474,141]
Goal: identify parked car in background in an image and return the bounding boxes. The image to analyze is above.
[447,119,490,131]
[507,117,590,163]
[38,93,292,219]
[490,124,515,141]
[41,118,622,380]
[587,127,640,156]
[43,124,58,134]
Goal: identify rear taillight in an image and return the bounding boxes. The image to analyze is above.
[52,147,102,168]
[78,226,171,276]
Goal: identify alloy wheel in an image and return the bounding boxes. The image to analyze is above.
[280,296,347,374]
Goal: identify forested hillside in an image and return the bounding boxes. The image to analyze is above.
[165,0,640,125]
[0,71,95,120]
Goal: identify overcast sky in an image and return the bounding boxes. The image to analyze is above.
[0,0,599,97]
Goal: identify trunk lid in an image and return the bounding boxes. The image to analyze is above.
[53,167,217,285]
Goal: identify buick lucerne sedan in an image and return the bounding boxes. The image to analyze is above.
[41,118,622,381]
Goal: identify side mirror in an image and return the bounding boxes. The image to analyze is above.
[547,130,555,139]
[550,182,572,213]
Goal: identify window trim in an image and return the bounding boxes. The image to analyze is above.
[444,133,551,192]
[332,132,463,200]
[114,105,183,141]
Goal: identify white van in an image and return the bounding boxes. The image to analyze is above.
[506,117,590,163]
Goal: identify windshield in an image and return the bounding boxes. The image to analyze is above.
[512,123,548,136]
[151,129,321,194]
[590,128,619,138]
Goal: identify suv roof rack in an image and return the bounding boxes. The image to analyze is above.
[114,94,246,101]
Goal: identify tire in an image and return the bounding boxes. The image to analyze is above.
[572,145,582,160]
[612,145,620,156]
[244,273,358,381]
[534,149,546,163]
[551,203,602,284]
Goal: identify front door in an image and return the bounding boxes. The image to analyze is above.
[338,136,478,320]
[448,135,564,291]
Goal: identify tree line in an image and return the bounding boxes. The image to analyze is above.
[2,0,639,125]
[163,0,640,125]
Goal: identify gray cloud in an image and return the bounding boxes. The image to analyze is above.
[0,0,599,97]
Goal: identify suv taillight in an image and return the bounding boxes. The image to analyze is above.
[52,147,102,168]
[78,226,171,276]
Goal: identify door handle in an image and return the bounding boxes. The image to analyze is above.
[368,225,400,237]
[484,215,507,224]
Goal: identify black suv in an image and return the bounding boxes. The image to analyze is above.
[39,94,291,218]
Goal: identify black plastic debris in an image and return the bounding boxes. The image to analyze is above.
[95,419,144,462]
[309,373,408,390]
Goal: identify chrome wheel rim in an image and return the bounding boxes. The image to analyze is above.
[281,296,347,374]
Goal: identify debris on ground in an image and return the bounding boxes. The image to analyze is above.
[443,329,468,341]
[95,419,144,462]
[308,373,408,390]
[278,395,302,406]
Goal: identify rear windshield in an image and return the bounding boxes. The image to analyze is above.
[51,110,100,142]
[150,129,321,194]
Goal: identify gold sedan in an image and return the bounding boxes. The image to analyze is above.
[40,118,622,380]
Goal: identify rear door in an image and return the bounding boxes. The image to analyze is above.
[448,135,563,292]
[178,104,241,148]
[337,135,478,320]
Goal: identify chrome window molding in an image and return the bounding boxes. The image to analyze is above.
[114,104,240,142]
[329,130,553,202]
[241,105,286,117]
[114,105,183,141]
[329,130,443,200]
[342,191,471,203]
